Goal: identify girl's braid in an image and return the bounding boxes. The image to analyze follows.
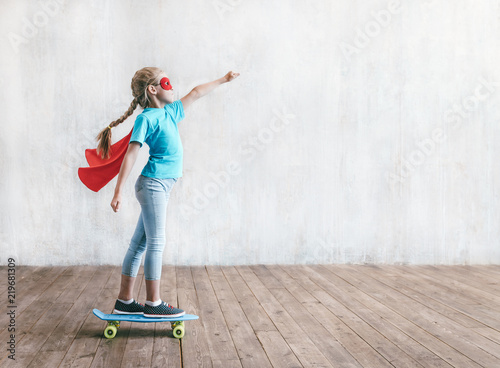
[96,97,138,159]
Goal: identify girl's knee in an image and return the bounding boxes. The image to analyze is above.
[129,240,147,253]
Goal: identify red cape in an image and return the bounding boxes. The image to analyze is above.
[78,129,133,192]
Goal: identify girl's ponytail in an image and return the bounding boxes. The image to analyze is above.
[96,97,139,159]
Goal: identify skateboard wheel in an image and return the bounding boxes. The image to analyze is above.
[104,325,118,339]
[173,325,185,339]
[171,321,184,328]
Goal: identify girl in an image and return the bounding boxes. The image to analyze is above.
[96,67,239,317]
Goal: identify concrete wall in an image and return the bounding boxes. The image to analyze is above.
[1,0,499,266]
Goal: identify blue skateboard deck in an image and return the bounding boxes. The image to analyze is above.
[93,308,199,339]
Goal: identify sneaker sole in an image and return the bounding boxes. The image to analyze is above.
[113,309,144,315]
[143,312,186,318]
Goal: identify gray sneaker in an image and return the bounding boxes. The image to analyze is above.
[113,299,144,315]
[144,301,185,318]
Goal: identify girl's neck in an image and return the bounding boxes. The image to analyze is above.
[147,102,165,109]
[147,96,166,109]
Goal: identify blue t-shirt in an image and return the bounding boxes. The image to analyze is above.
[130,100,185,178]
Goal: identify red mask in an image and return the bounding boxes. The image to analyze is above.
[160,77,173,90]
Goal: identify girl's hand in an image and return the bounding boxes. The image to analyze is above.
[111,192,122,212]
[224,71,240,83]
[181,72,240,109]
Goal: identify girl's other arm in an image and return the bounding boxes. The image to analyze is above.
[111,142,141,212]
[180,71,239,110]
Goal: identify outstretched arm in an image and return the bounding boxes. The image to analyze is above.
[180,71,240,110]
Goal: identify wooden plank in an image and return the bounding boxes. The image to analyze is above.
[207,266,272,368]
[273,265,405,367]
[0,266,39,299]
[307,265,459,368]
[151,265,181,368]
[0,299,52,365]
[220,267,276,332]
[55,266,98,303]
[221,267,302,368]
[236,266,334,367]
[120,275,155,368]
[460,265,500,280]
[0,267,67,332]
[191,266,242,366]
[0,267,81,357]
[26,266,115,367]
[58,282,120,368]
[361,265,485,328]
[37,274,79,302]
[414,266,500,309]
[367,266,500,358]
[89,327,130,368]
[212,359,245,368]
[286,267,426,367]
[444,266,500,294]
[33,266,100,368]
[90,267,136,368]
[254,331,302,368]
[251,265,362,368]
[485,265,500,270]
[176,266,212,368]
[389,265,500,330]
[0,266,6,293]
[104,264,123,290]
[1,302,73,367]
[327,265,497,367]
[2,265,499,368]
[358,264,500,346]
[471,327,500,345]
[306,264,468,367]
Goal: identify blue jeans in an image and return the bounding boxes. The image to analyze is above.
[122,175,177,281]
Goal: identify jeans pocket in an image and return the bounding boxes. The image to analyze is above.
[135,176,145,193]
[165,178,176,191]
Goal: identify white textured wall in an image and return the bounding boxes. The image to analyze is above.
[1,0,499,266]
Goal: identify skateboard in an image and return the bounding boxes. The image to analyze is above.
[93,308,199,339]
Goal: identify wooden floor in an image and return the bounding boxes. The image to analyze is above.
[1,265,500,367]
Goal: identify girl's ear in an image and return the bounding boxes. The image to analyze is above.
[147,84,157,95]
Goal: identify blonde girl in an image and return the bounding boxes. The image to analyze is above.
[96,67,239,317]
